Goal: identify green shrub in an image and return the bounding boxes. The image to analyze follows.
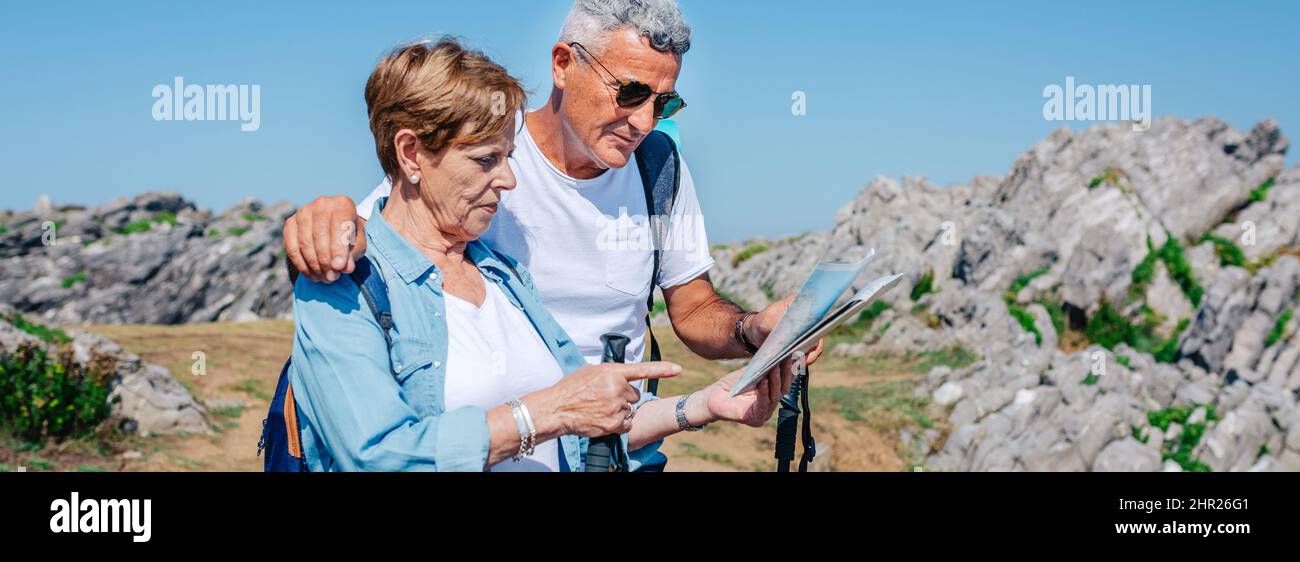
[1247,177,1275,203]
[1129,237,1158,301]
[226,226,251,237]
[1266,309,1294,348]
[650,298,667,316]
[0,225,7,235]
[60,271,86,289]
[1152,318,1190,363]
[119,219,152,235]
[1158,235,1202,306]
[1200,233,1246,268]
[0,345,113,442]
[120,211,178,235]
[1008,305,1042,346]
[242,212,267,223]
[910,270,935,301]
[731,243,768,267]
[1116,355,1131,368]
[1004,265,1050,302]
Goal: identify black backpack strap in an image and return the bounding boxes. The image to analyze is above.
[349,257,394,346]
[634,130,680,395]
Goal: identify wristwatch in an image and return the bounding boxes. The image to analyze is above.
[676,393,706,431]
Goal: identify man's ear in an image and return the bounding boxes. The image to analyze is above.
[551,42,573,91]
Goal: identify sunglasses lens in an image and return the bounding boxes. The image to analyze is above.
[615,82,653,107]
[658,96,683,119]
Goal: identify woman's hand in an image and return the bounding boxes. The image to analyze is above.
[526,361,681,438]
[704,352,801,428]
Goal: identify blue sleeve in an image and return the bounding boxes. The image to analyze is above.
[288,275,489,472]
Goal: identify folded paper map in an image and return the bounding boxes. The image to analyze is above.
[730,249,904,396]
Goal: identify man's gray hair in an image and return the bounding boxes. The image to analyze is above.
[559,0,691,56]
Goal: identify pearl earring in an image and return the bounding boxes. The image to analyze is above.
[409,174,420,184]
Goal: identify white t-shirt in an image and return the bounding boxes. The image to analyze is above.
[441,281,565,472]
[360,112,714,365]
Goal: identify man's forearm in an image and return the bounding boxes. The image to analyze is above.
[663,275,754,360]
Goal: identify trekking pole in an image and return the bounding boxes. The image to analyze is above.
[586,333,631,472]
[775,352,812,472]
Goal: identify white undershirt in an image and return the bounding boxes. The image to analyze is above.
[359,110,715,367]
[440,280,565,472]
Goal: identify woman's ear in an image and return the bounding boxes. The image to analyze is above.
[393,129,422,183]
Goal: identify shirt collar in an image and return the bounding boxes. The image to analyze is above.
[366,196,513,285]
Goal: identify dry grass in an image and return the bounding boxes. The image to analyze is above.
[4,320,948,472]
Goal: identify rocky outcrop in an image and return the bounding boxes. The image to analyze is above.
[0,193,295,324]
[711,116,1299,471]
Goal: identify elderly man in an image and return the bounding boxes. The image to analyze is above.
[283,0,821,470]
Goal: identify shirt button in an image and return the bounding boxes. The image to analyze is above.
[395,363,404,372]
[433,361,442,369]
[430,272,439,279]
[434,311,442,318]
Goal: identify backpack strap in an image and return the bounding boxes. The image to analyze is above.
[633,129,681,395]
[349,257,394,346]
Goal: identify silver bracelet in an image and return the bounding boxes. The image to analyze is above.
[507,400,535,461]
[675,393,706,431]
[518,401,537,454]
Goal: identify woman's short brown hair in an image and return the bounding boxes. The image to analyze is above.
[365,37,526,177]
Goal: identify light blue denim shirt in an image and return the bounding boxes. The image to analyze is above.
[289,196,662,471]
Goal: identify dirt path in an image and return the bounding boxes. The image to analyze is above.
[52,321,923,472]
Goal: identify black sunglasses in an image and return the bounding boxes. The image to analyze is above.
[570,42,686,119]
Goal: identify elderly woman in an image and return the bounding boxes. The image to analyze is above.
[289,38,794,472]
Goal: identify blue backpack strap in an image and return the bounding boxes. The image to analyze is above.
[634,129,680,397]
[349,257,394,345]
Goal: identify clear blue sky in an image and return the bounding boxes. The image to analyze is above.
[2,0,1297,242]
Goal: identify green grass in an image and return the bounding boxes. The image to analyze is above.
[910,270,935,301]
[119,211,178,235]
[1128,234,1203,306]
[75,464,107,472]
[1129,237,1159,301]
[225,378,271,401]
[1147,404,1219,472]
[207,229,221,237]
[650,298,666,316]
[1088,167,1123,189]
[809,381,933,431]
[243,212,267,222]
[1247,177,1275,203]
[0,225,7,235]
[1200,233,1247,268]
[60,271,86,289]
[27,458,55,471]
[1116,355,1131,368]
[4,312,71,345]
[827,301,892,346]
[1131,425,1148,444]
[731,243,769,267]
[209,405,246,418]
[1266,309,1293,348]
[226,225,251,237]
[1008,305,1042,346]
[1004,265,1050,302]
[1084,300,1187,363]
[1081,372,1100,385]
[676,442,740,468]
